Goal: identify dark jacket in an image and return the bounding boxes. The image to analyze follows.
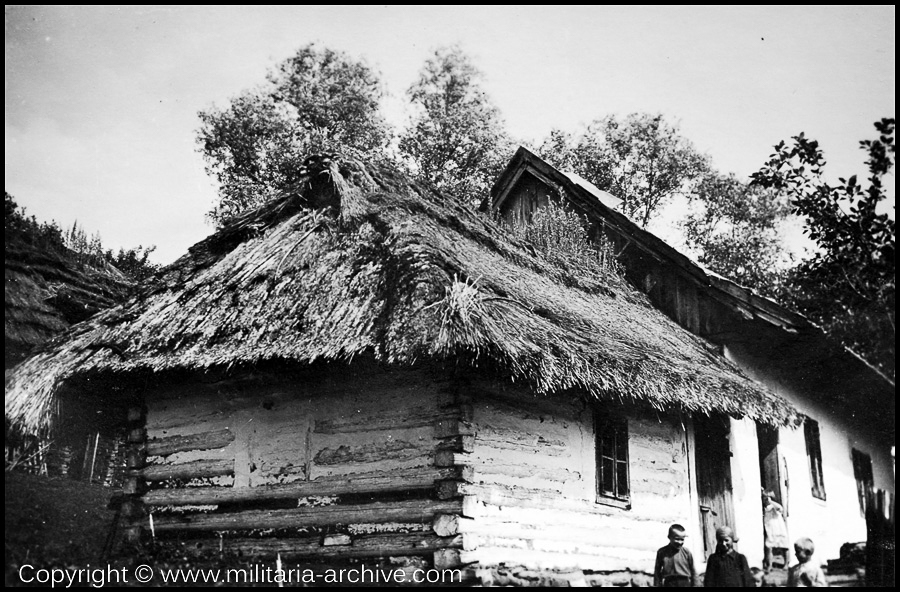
[704,549,754,587]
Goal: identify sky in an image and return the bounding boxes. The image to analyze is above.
[5,6,896,264]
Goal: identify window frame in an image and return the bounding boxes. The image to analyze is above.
[803,417,826,501]
[594,410,631,509]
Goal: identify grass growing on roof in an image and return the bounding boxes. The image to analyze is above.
[499,202,622,279]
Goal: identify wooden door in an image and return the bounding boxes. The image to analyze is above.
[757,424,782,505]
[694,414,735,558]
[851,449,874,514]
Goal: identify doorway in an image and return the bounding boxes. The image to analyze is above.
[757,424,782,504]
[694,414,735,559]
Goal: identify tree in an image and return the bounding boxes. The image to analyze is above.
[751,118,895,376]
[538,114,709,227]
[197,44,391,226]
[109,245,159,283]
[399,46,513,208]
[536,129,618,194]
[5,192,66,252]
[538,116,795,296]
[5,192,159,283]
[681,172,792,296]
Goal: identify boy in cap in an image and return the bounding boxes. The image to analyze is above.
[704,525,754,587]
[654,523,698,587]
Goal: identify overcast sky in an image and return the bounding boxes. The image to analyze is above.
[5,6,896,264]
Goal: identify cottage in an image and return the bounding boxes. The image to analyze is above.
[5,153,891,584]
[486,147,895,574]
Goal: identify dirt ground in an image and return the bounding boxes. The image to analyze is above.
[5,471,120,584]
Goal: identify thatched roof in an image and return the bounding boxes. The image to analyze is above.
[5,155,798,435]
[489,147,894,435]
[5,234,132,368]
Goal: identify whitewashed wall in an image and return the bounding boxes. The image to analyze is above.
[725,345,894,566]
[462,384,697,576]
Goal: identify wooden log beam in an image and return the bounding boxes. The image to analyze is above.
[436,480,466,500]
[472,463,579,483]
[143,467,464,507]
[436,435,475,453]
[146,429,235,457]
[346,532,462,554]
[125,447,146,470]
[322,534,351,547]
[179,532,463,560]
[475,427,567,456]
[432,514,461,537]
[459,482,673,520]
[315,409,459,434]
[132,458,234,482]
[434,548,467,570]
[313,397,472,435]
[127,427,146,444]
[152,499,463,532]
[434,419,475,438]
[313,440,423,465]
[434,451,471,467]
[123,405,147,547]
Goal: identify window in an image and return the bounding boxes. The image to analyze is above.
[851,449,873,514]
[803,418,826,500]
[595,411,630,508]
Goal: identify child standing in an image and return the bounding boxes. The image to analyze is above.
[704,525,755,587]
[762,490,789,571]
[788,537,828,587]
[655,524,698,587]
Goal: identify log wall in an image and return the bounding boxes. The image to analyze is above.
[130,364,697,582]
[455,380,695,579]
[133,364,468,574]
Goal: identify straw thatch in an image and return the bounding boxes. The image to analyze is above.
[5,155,798,435]
[488,147,894,432]
[5,234,131,368]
